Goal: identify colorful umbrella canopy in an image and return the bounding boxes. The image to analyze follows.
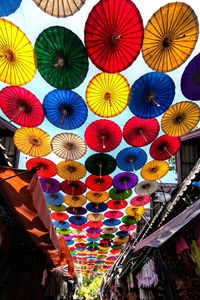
[40,178,60,193]
[0,0,22,17]
[107,200,127,210]
[86,175,112,192]
[86,202,108,213]
[130,195,152,206]
[85,153,116,176]
[43,89,88,130]
[84,119,122,152]
[0,19,36,85]
[69,216,87,225]
[119,224,137,232]
[61,180,86,195]
[53,220,70,229]
[35,26,88,89]
[45,192,64,205]
[141,160,170,181]
[14,127,51,157]
[103,218,121,227]
[122,215,137,225]
[51,133,87,160]
[116,231,129,238]
[87,233,101,239]
[129,72,175,118]
[84,0,143,73]
[56,160,86,181]
[86,72,130,118]
[134,180,158,196]
[104,211,124,219]
[150,135,181,160]
[101,234,115,240]
[26,157,57,178]
[102,227,118,234]
[33,0,86,17]
[125,206,145,219]
[116,147,147,171]
[181,53,200,101]
[66,207,87,216]
[109,188,132,200]
[48,204,66,212]
[87,221,103,229]
[0,86,44,127]
[86,191,109,203]
[123,116,160,147]
[142,2,199,72]
[64,195,87,207]
[112,172,138,191]
[87,228,102,234]
[161,101,200,137]
[87,213,105,222]
[50,212,68,221]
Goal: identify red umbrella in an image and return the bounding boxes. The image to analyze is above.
[119,224,137,231]
[110,249,122,255]
[87,221,103,228]
[130,195,152,206]
[70,223,87,230]
[84,0,143,73]
[26,157,57,178]
[150,135,181,160]
[0,86,44,127]
[107,199,128,210]
[84,119,122,152]
[75,243,87,249]
[123,116,160,147]
[87,232,101,239]
[50,212,69,221]
[104,211,124,219]
[85,175,112,192]
[60,180,86,195]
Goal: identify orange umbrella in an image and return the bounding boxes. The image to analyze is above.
[57,160,86,181]
[141,160,170,181]
[87,213,105,222]
[86,191,109,203]
[14,127,51,157]
[161,101,200,137]
[64,195,87,207]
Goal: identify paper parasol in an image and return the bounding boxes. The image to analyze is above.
[57,160,86,180]
[85,175,112,192]
[40,178,60,193]
[134,180,158,195]
[130,195,152,206]
[141,160,170,181]
[150,135,181,160]
[112,172,138,191]
[64,195,87,207]
[26,157,56,178]
[86,191,109,203]
[116,147,147,171]
[85,153,116,176]
[61,180,86,195]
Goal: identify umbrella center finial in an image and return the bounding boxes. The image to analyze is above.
[151,167,158,173]
[174,114,185,124]
[127,156,135,163]
[30,137,40,146]
[111,34,122,43]
[66,142,74,150]
[104,92,111,101]
[18,101,31,113]
[142,183,150,190]
[51,194,58,199]
[162,36,172,48]
[67,165,77,173]
[3,48,16,62]
[54,56,66,68]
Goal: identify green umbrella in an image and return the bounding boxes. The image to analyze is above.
[100,234,115,240]
[87,242,99,248]
[109,188,132,200]
[97,255,107,259]
[35,26,88,89]
[48,204,66,211]
[85,153,116,176]
[111,245,124,250]
[122,215,137,225]
[56,228,72,235]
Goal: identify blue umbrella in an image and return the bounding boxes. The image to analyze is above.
[87,238,100,242]
[129,72,175,118]
[0,0,22,17]
[43,89,88,130]
[69,215,87,225]
[53,220,70,229]
[67,240,74,246]
[45,192,64,206]
[86,202,108,213]
[116,147,147,171]
[116,231,129,238]
[103,218,121,227]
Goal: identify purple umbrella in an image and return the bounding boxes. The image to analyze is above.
[86,228,102,234]
[40,178,60,193]
[66,207,87,216]
[181,52,200,101]
[112,172,138,191]
[63,235,73,241]
[87,246,99,251]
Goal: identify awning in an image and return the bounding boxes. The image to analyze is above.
[134,198,200,251]
[0,167,60,265]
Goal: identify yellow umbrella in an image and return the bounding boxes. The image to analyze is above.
[14,127,51,157]
[33,0,86,17]
[142,2,199,72]
[86,72,130,118]
[141,160,170,181]
[51,133,87,160]
[87,213,105,222]
[115,236,129,244]
[57,160,86,180]
[0,19,36,85]
[161,101,200,137]
[64,195,87,207]
[125,205,145,220]
[86,191,109,203]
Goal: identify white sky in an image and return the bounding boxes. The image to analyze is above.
[0,0,200,187]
